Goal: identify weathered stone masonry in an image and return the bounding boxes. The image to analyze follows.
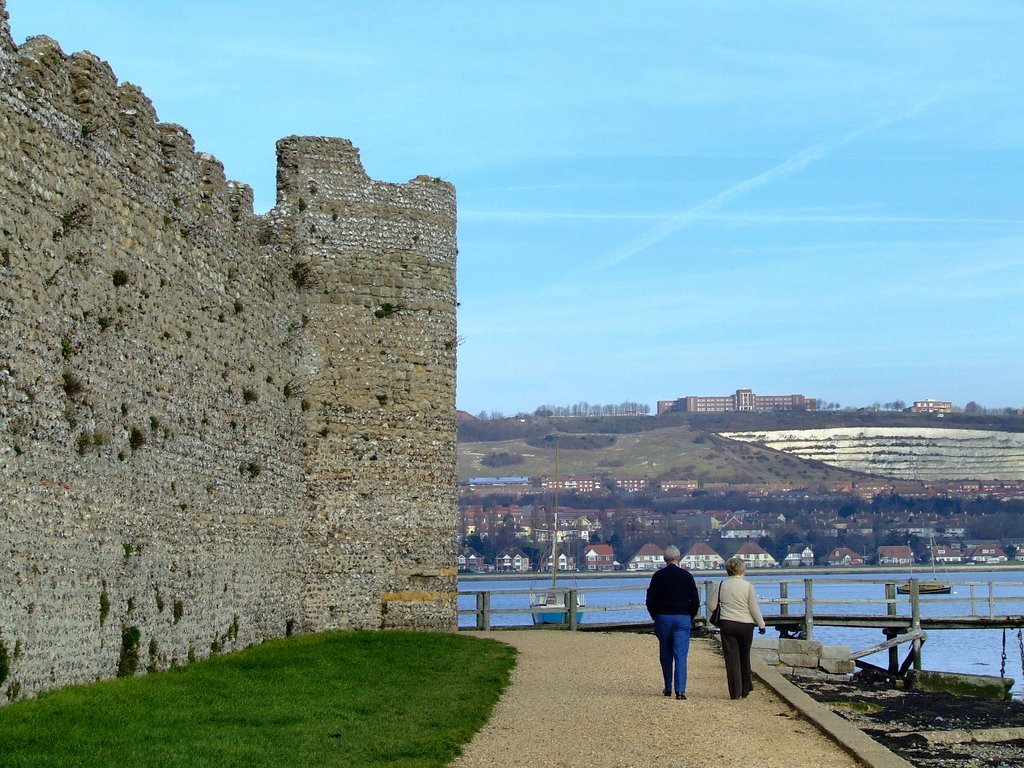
[0,0,458,703]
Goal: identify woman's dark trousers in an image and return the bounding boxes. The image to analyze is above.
[719,618,755,699]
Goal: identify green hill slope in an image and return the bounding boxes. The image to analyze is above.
[458,422,869,487]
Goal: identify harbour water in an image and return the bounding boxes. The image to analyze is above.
[459,569,1024,700]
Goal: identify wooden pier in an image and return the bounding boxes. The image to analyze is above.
[459,576,1024,676]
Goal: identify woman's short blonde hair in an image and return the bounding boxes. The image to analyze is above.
[725,557,746,576]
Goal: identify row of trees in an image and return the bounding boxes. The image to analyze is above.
[472,400,1021,421]
[473,401,652,421]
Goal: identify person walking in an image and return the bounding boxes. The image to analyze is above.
[708,556,766,699]
[645,545,700,699]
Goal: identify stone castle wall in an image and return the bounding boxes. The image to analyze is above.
[0,0,457,703]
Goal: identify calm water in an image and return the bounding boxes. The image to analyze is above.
[459,569,1024,699]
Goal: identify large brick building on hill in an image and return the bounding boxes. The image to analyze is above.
[658,388,816,415]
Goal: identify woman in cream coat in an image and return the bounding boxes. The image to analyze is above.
[708,557,766,699]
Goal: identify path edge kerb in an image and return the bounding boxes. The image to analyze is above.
[751,655,914,768]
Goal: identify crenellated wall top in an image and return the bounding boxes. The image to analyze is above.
[274,135,456,222]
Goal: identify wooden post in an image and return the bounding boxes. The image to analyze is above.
[988,582,995,619]
[803,579,814,641]
[780,581,789,617]
[568,589,578,632]
[478,591,491,631]
[886,582,898,673]
[909,579,922,671]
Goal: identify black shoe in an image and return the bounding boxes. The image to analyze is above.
[663,689,671,696]
[675,693,686,700]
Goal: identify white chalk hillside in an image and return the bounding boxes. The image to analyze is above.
[720,427,1024,481]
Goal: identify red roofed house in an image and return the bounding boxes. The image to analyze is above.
[930,544,963,564]
[734,540,777,568]
[495,547,531,573]
[629,543,665,571]
[876,545,913,565]
[583,543,616,571]
[827,546,865,567]
[681,542,725,570]
[966,544,1007,564]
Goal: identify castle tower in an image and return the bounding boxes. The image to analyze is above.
[268,136,459,631]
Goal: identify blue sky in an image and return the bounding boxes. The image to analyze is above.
[9,1,1024,415]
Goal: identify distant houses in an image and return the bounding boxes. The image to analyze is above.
[827,546,865,567]
[783,545,815,568]
[457,536,1007,574]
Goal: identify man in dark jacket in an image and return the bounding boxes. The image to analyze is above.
[645,544,700,699]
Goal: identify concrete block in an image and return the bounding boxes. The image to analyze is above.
[779,652,821,669]
[753,649,780,665]
[819,658,856,675]
[787,666,827,680]
[820,645,851,660]
[907,670,1015,701]
[752,637,779,651]
[779,638,822,655]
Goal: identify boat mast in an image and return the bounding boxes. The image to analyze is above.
[552,439,559,588]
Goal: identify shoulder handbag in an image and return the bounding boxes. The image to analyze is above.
[709,582,723,626]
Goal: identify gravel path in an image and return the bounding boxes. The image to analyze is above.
[451,630,861,768]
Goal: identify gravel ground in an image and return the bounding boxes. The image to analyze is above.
[451,630,860,768]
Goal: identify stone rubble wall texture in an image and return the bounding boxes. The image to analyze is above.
[720,427,1024,481]
[0,0,458,704]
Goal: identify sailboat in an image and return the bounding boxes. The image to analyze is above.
[897,538,952,594]
[529,513,587,624]
[529,442,586,625]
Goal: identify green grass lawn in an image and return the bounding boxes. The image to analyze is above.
[0,631,516,768]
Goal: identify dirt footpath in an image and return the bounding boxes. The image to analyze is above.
[451,631,861,768]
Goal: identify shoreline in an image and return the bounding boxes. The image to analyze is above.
[459,563,1024,581]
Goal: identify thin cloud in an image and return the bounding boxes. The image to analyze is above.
[599,100,939,268]
[461,209,1023,226]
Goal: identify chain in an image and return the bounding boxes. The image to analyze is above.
[1018,628,1024,682]
[1001,629,1007,678]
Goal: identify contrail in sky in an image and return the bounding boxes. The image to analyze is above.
[599,100,937,269]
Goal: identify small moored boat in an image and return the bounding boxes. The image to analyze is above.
[897,538,952,594]
[897,580,951,595]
